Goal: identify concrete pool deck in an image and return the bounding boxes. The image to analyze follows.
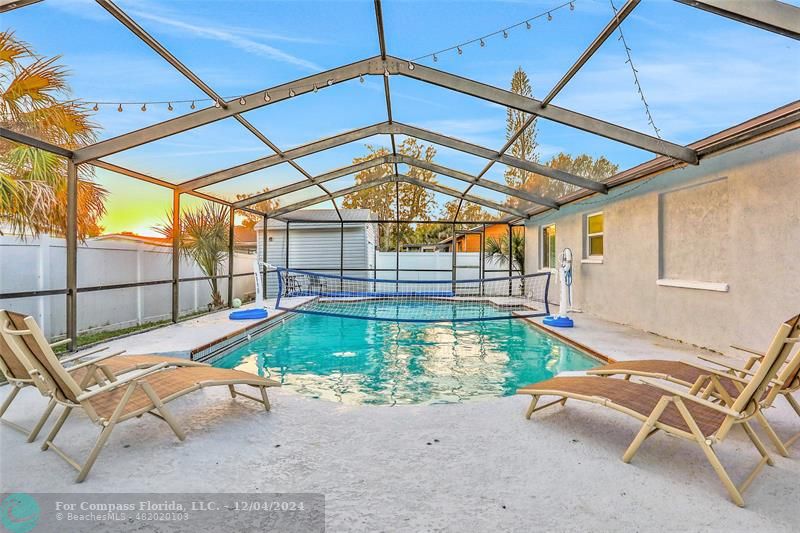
[1,306,799,531]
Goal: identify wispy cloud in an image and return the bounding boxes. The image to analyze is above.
[127,10,322,72]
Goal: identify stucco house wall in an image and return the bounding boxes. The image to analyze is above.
[525,128,799,353]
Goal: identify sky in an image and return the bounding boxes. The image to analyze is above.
[3,0,799,235]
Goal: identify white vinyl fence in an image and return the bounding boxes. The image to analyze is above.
[375,251,512,281]
[0,234,255,339]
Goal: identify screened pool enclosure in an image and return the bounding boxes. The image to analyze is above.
[1,0,798,348]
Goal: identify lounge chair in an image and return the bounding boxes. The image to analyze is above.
[1,312,280,482]
[0,309,207,443]
[585,331,800,457]
[517,314,800,506]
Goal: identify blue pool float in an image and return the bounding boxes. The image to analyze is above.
[229,308,269,320]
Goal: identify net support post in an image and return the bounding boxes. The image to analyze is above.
[65,160,78,351]
[508,223,513,296]
[451,222,457,295]
[262,215,268,299]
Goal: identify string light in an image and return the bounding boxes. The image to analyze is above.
[214,100,221,108]
[117,103,122,112]
[168,102,173,111]
[263,91,271,102]
[407,61,415,70]
[92,103,99,111]
[191,101,196,109]
[411,1,575,63]
[239,96,246,105]
[326,78,334,86]
[609,0,662,139]
[313,84,318,93]
[289,88,296,97]
[359,74,365,83]
[140,103,146,112]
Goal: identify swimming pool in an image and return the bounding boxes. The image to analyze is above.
[214,301,599,405]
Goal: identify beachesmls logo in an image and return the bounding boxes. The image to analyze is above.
[0,493,40,533]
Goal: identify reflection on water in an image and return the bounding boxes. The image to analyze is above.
[214,309,597,405]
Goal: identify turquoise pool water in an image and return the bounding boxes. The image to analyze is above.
[214,302,598,405]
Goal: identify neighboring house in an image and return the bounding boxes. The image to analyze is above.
[255,209,377,296]
[438,223,523,253]
[233,226,257,254]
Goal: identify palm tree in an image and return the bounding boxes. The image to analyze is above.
[153,203,230,308]
[484,231,525,274]
[0,30,107,239]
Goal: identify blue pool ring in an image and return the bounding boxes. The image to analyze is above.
[229,309,269,320]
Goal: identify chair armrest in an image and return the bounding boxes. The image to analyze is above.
[49,338,71,349]
[65,351,124,372]
[636,378,742,417]
[76,362,169,401]
[730,344,764,358]
[696,355,760,377]
[679,361,751,384]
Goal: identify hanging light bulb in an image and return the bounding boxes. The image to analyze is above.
[569,1,575,10]
[313,84,318,93]
[503,30,508,39]
[239,96,246,105]
[547,12,552,21]
[433,53,438,62]
[327,78,334,86]
[167,102,173,111]
[526,20,531,30]
[407,61,415,70]
[263,91,271,102]
[480,38,486,47]
[359,74,365,83]
[289,88,296,97]
[92,103,99,111]
[190,100,196,109]
[457,46,462,55]
[117,103,123,112]
[141,103,147,112]
[214,100,221,108]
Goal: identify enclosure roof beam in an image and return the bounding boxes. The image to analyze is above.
[268,175,396,217]
[542,0,641,106]
[0,0,42,13]
[1,127,73,157]
[674,0,800,40]
[73,56,385,163]
[390,57,699,164]
[178,122,389,192]
[389,122,608,193]
[388,155,559,209]
[234,156,391,208]
[94,0,337,216]
[397,174,527,218]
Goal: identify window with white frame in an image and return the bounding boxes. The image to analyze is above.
[585,212,604,259]
[541,224,556,269]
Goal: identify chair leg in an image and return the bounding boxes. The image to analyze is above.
[673,397,745,507]
[260,386,271,412]
[139,382,185,441]
[623,396,670,463]
[741,421,774,466]
[524,396,539,419]
[75,383,137,483]
[27,398,57,443]
[753,411,789,457]
[0,385,20,418]
[42,405,73,451]
[228,385,236,399]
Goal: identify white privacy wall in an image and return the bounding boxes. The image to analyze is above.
[524,129,800,353]
[0,235,255,339]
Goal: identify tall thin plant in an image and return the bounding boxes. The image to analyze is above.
[484,231,525,274]
[154,203,230,308]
